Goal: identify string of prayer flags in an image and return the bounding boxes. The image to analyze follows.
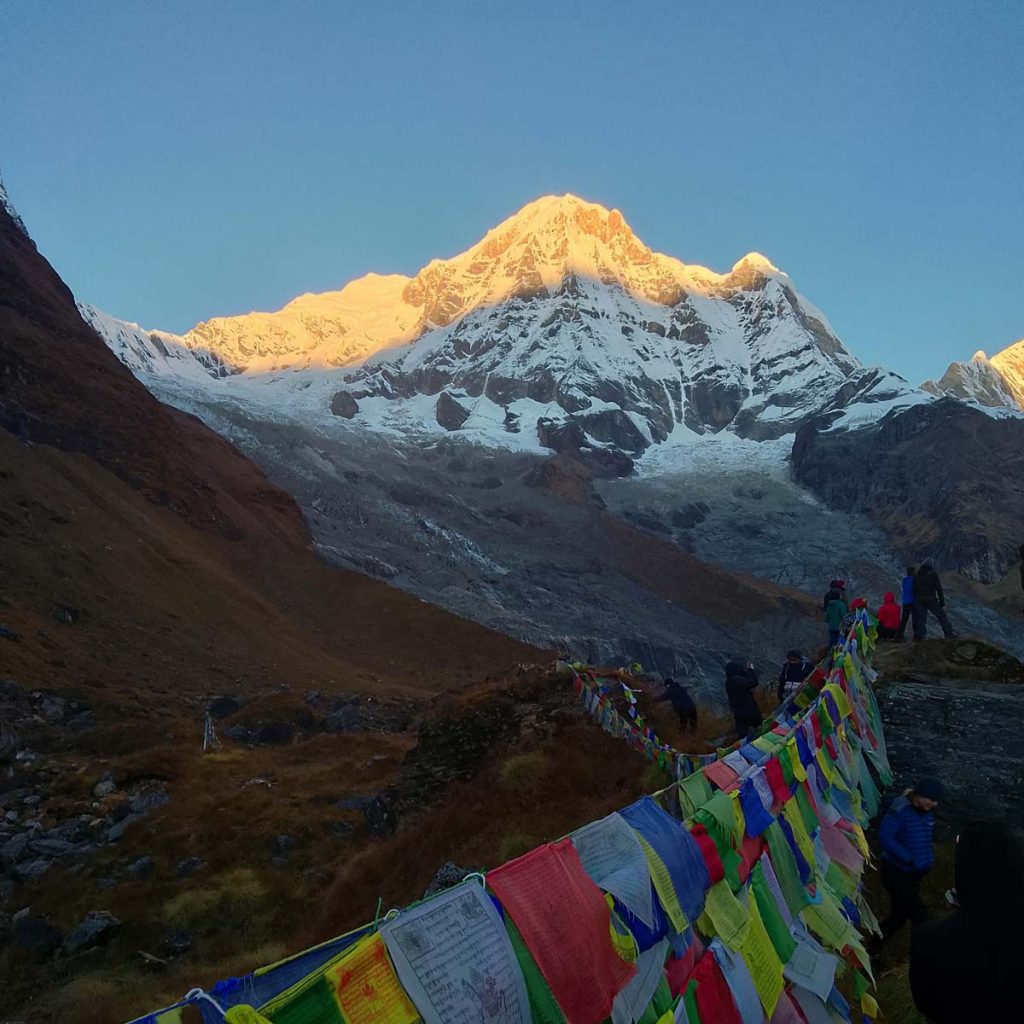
[488,840,635,1024]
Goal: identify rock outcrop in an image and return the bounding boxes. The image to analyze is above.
[792,399,1024,582]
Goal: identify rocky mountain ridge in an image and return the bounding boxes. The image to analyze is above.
[83,194,941,457]
[922,338,1024,412]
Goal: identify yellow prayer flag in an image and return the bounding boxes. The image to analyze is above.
[729,790,746,848]
[861,991,879,1016]
[786,737,807,782]
[325,933,419,1024]
[700,879,749,951]
[224,1008,273,1024]
[636,834,689,933]
[739,887,784,1017]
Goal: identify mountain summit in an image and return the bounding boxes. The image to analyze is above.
[922,338,1024,412]
[83,194,928,456]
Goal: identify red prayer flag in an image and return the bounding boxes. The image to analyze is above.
[703,759,740,792]
[488,840,635,1024]
[666,933,705,996]
[763,757,791,808]
[690,949,743,1024]
[689,823,725,884]
[737,833,765,885]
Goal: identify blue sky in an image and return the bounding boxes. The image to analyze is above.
[4,0,1022,381]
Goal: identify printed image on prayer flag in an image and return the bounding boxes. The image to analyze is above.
[325,933,419,1024]
[381,881,532,1024]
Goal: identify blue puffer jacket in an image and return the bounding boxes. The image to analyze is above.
[880,795,935,873]
[901,575,915,605]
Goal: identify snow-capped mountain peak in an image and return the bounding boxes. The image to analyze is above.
[84,194,946,459]
[921,339,1024,412]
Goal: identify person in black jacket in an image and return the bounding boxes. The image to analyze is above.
[909,821,1023,1022]
[1018,542,1024,611]
[655,677,698,730]
[911,561,954,640]
[777,649,812,703]
[724,658,761,738]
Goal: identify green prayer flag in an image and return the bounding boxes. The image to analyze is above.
[266,977,344,1024]
[683,979,701,1024]
[506,918,568,1024]
[751,862,798,963]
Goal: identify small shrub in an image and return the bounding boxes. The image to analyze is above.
[498,751,550,794]
[162,867,267,931]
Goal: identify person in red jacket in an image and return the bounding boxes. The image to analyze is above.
[876,591,902,640]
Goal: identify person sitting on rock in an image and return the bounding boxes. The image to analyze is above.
[824,590,848,648]
[875,591,902,640]
[724,658,761,739]
[878,777,944,941]
[910,820,1023,1022]
[899,566,916,639]
[776,649,813,703]
[656,677,698,730]
[911,561,955,641]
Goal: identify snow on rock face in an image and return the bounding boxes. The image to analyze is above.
[87,193,938,457]
[76,303,233,382]
[921,348,1022,411]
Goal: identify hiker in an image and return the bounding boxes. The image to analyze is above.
[875,591,901,640]
[656,677,698,730]
[821,578,845,611]
[824,589,848,648]
[910,821,1024,1022]
[1019,542,1024,610]
[899,566,916,639]
[725,658,761,739]
[878,777,944,940]
[776,649,812,703]
[912,561,954,640]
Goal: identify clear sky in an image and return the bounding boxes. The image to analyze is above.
[4,0,1022,381]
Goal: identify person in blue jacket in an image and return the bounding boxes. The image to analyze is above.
[898,566,915,639]
[878,777,944,940]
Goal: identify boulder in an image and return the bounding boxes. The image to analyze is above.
[423,861,478,898]
[207,695,242,719]
[125,855,155,880]
[329,391,359,418]
[176,856,205,877]
[435,391,471,431]
[63,910,121,954]
[0,832,29,866]
[92,772,116,799]
[14,859,50,881]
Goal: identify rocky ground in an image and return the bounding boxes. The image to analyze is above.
[1,666,660,1024]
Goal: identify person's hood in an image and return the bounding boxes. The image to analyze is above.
[724,661,748,676]
[883,591,896,604]
[919,561,934,572]
[955,821,1024,912]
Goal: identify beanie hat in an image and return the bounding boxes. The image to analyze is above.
[915,777,945,802]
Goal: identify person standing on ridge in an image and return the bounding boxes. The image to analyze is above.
[724,658,761,739]
[822,578,845,611]
[899,566,916,639]
[824,589,848,648]
[909,821,1023,1022]
[1018,543,1024,612]
[656,677,698,731]
[875,591,902,640]
[911,561,955,640]
[878,777,944,941]
[777,649,812,703]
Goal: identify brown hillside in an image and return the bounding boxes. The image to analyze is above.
[0,204,547,700]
